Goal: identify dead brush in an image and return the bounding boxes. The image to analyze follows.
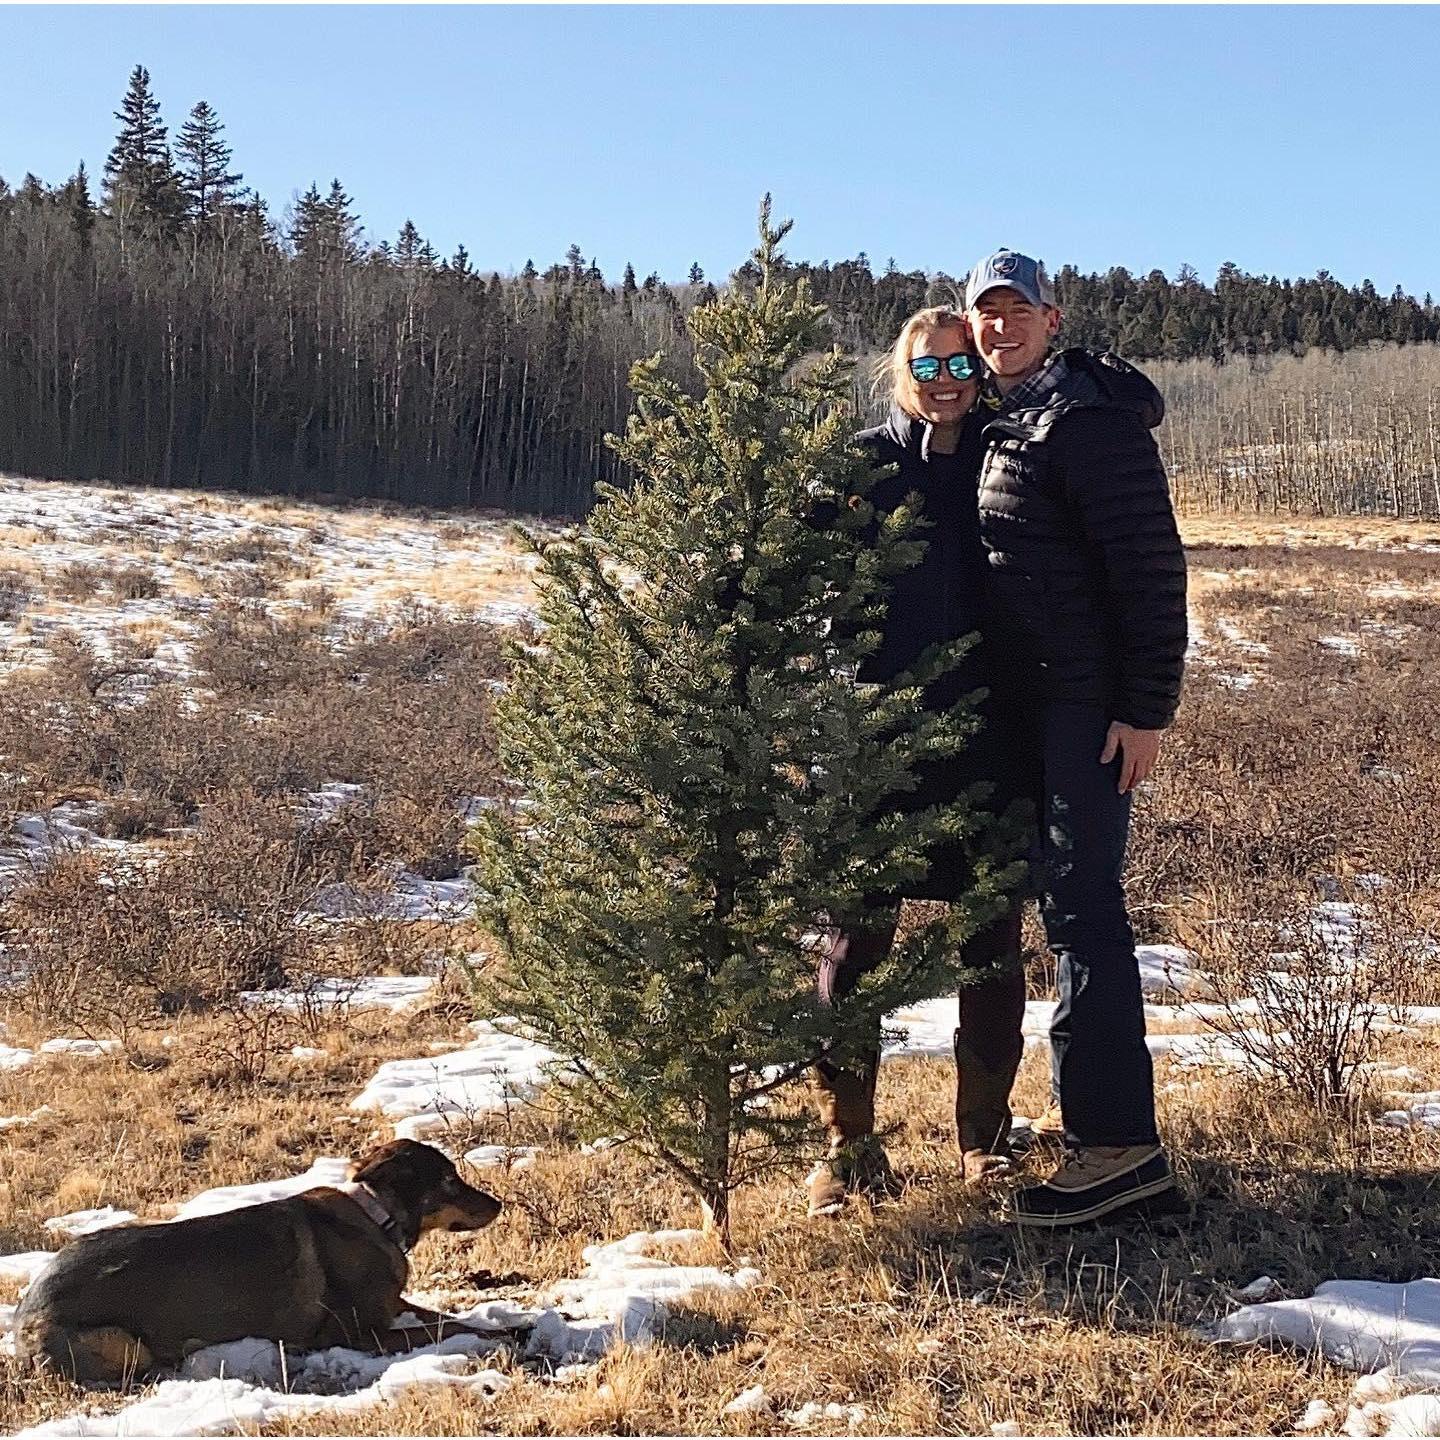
[338,599,509,683]
[0,790,345,1066]
[0,566,31,621]
[104,562,164,601]
[1128,548,1440,952]
[203,530,299,567]
[190,599,332,694]
[1125,540,1440,1111]
[51,561,103,602]
[1190,876,1421,1108]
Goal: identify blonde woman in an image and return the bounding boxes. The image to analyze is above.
[808,306,1037,1218]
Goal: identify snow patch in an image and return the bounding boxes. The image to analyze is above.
[0,1250,56,1285]
[241,974,435,1015]
[1216,1277,1440,1381]
[173,1156,353,1220]
[304,867,475,923]
[43,1207,138,1239]
[39,1038,121,1058]
[352,1020,561,1126]
[525,1228,760,1365]
[784,1400,869,1430]
[723,1383,772,1415]
[12,1353,512,1438]
[463,1144,542,1171]
[0,1104,52,1129]
[1296,1399,1338,1432]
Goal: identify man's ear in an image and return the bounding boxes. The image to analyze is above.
[1045,306,1064,339]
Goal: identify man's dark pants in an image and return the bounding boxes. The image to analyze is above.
[1040,701,1159,1148]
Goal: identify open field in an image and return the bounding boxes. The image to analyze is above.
[1,475,1439,1436]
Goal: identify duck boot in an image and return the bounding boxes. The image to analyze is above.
[807,1052,897,1217]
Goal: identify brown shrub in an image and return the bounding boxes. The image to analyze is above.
[2,792,340,1042]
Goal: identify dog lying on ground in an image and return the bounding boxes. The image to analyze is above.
[15,1139,507,1386]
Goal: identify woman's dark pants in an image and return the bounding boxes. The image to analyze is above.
[814,904,1026,1155]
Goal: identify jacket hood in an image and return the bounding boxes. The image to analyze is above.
[1058,348,1165,429]
[987,348,1165,436]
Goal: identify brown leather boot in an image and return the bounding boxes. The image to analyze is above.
[953,909,1027,1184]
[808,1054,897,1217]
[955,1026,1022,1184]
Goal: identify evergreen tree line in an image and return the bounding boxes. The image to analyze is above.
[2,65,1438,515]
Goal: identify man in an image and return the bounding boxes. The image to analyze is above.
[963,248,1188,1227]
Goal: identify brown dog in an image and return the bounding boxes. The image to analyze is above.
[15,1140,505,1386]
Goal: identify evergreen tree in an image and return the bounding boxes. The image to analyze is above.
[688,261,705,285]
[103,64,183,238]
[288,182,325,257]
[322,179,364,262]
[290,178,364,264]
[469,201,1013,1239]
[175,99,246,232]
[396,218,423,268]
[60,162,95,246]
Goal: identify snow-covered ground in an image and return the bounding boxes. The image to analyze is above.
[0,473,541,939]
[351,1019,562,1138]
[0,473,542,656]
[1217,1279,1440,1436]
[238,974,437,1016]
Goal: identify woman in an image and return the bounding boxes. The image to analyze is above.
[807,306,1039,1218]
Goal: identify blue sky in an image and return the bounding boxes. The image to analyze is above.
[2,5,1437,296]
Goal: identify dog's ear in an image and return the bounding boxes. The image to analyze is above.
[349,1139,413,1181]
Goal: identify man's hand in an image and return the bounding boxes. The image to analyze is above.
[1099,723,1162,794]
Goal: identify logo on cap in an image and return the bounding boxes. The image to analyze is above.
[993,254,1019,276]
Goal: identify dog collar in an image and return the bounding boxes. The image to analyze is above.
[338,1180,409,1252]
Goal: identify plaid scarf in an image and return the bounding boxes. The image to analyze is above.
[980,351,1070,417]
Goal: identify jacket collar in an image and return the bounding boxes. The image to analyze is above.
[882,403,952,463]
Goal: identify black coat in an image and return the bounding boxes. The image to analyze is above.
[975,349,1188,730]
[851,405,1039,902]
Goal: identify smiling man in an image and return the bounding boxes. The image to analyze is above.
[963,249,1188,1227]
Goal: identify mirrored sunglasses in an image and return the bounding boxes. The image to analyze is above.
[908,353,980,384]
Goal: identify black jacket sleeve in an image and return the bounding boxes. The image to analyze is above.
[1056,408,1188,729]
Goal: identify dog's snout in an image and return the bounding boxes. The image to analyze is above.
[429,1178,502,1233]
[463,1185,503,1226]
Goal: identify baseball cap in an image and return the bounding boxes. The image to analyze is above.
[964,249,1057,309]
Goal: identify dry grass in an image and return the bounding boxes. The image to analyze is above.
[5,1026,1440,1435]
[2,512,1440,1434]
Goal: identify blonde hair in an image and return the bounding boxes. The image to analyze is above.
[871,305,974,419]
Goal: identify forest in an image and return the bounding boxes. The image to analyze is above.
[3,65,1438,515]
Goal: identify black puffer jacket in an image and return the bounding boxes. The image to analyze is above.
[976,349,1187,729]
[849,404,1038,901]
